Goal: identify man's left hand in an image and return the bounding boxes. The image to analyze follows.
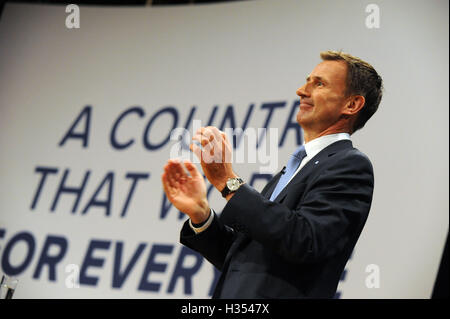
[190,126,238,192]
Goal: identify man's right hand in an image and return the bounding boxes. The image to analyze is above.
[161,158,210,224]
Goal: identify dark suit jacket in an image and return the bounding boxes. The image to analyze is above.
[180,140,374,298]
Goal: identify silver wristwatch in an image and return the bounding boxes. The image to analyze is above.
[221,177,244,198]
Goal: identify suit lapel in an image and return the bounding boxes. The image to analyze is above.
[272,139,353,203]
[261,170,284,199]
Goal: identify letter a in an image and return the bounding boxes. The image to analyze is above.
[65,4,80,29]
[59,106,92,148]
[365,4,380,29]
[365,264,380,288]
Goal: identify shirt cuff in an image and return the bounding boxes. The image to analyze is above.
[189,209,214,234]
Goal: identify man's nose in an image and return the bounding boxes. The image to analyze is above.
[296,84,309,98]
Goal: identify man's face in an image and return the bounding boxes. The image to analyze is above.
[296,60,350,134]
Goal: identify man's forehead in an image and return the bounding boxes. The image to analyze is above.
[308,60,347,80]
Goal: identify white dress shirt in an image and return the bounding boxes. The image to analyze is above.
[286,132,351,185]
[190,132,351,233]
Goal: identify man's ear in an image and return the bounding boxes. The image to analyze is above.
[343,95,365,115]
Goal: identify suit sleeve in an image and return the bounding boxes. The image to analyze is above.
[220,150,374,264]
[180,210,237,271]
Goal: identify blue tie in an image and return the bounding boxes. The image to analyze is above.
[270,145,307,201]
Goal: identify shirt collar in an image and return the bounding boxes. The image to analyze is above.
[303,133,351,159]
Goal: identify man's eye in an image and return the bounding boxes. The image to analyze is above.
[316,81,324,86]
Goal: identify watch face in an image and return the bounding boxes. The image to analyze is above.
[227,178,240,191]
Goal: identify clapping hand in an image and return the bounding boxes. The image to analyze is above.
[161,159,210,224]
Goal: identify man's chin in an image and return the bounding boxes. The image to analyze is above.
[297,111,311,127]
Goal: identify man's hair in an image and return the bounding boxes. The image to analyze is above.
[320,50,383,133]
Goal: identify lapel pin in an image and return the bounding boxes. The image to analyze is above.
[315,161,319,164]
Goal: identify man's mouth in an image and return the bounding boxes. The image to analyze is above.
[300,101,314,109]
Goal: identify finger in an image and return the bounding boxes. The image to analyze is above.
[161,172,174,198]
[164,164,177,188]
[161,172,170,192]
[196,127,217,143]
[167,162,182,189]
[214,129,230,150]
[203,128,229,163]
[200,128,220,146]
[192,133,212,147]
[166,159,185,184]
[220,131,231,147]
[191,141,214,164]
[207,126,223,142]
[195,126,209,136]
[201,127,226,151]
[183,159,200,178]
[190,142,203,162]
[199,128,220,150]
[197,126,217,134]
[169,159,188,178]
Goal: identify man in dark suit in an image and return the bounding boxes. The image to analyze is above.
[161,51,383,298]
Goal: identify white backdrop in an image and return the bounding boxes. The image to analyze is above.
[0,0,448,299]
